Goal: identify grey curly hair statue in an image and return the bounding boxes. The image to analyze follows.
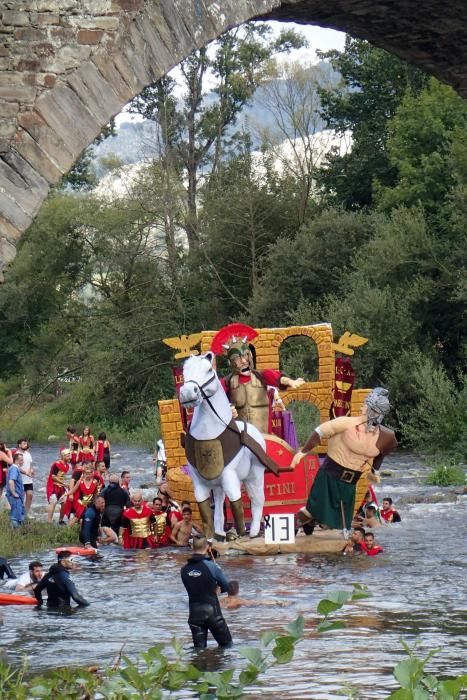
[365,387,391,428]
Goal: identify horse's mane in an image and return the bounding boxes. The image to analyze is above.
[184,353,217,375]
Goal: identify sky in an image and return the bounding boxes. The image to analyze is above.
[115,23,346,127]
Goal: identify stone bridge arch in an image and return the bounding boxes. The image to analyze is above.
[1,0,466,273]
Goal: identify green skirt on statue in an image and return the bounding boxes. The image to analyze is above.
[306,466,356,530]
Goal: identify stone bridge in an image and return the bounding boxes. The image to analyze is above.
[1,0,466,273]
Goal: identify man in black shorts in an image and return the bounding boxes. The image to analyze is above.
[181,537,236,649]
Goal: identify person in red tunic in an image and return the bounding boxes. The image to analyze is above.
[78,426,95,464]
[94,431,111,470]
[151,496,173,546]
[66,426,80,466]
[63,464,104,523]
[70,464,103,522]
[210,323,305,435]
[47,449,72,523]
[118,491,157,549]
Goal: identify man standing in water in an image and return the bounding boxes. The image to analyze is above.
[34,550,90,608]
[181,537,236,649]
[292,388,397,534]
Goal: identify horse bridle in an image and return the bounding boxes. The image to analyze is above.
[180,372,217,406]
[181,372,240,436]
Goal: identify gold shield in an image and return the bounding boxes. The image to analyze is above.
[194,438,224,480]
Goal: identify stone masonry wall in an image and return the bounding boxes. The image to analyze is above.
[1,0,467,275]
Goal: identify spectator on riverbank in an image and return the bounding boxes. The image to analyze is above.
[0,441,13,499]
[6,453,25,528]
[15,438,34,515]
[362,532,384,556]
[381,497,402,523]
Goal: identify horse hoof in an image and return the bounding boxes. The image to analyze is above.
[225,529,239,542]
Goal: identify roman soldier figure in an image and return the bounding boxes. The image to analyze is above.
[118,491,157,549]
[46,448,72,523]
[210,323,305,435]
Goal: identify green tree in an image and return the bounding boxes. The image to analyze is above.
[248,208,376,325]
[0,194,88,380]
[316,37,427,209]
[129,23,305,249]
[376,78,467,211]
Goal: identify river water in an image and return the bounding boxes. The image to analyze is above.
[1,444,466,698]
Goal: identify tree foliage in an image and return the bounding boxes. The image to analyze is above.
[316,37,427,209]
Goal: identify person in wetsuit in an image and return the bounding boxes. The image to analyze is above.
[180,537,236,649]
[34,550,90,608]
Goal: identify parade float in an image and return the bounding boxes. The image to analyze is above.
[158,323,373,554]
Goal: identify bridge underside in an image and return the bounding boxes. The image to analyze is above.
[0,0,466,274]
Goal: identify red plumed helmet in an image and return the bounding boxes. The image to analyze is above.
[210,323,258,355]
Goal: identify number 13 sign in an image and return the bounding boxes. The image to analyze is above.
[264,514,295,545]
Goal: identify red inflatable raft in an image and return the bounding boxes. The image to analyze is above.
[55,546,98,557]
[0,593,36,606]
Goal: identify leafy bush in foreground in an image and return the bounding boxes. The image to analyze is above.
[0,585,465,699]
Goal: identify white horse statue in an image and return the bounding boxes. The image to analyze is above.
[179,352,268,540]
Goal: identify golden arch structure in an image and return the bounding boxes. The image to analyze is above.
[159,323,372,508]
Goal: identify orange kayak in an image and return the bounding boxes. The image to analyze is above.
[0,593,36,606]
[55,546,97,557]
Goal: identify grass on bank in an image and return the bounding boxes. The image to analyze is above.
[425,460,466,487]
[0,401,160,451]
[0,512,79,559]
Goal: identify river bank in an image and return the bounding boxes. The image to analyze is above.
[0,402,160,449]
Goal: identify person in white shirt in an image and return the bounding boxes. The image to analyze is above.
[16,438,34,514]
[4,560,44,593]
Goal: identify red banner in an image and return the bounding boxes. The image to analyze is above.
[331,357,355,418]
[172,366,193,431]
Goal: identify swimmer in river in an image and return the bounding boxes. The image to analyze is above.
[218,581,290,610]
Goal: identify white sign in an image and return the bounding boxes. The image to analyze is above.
[264,513,295,545]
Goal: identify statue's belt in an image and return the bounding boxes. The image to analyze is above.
[182,420,279,480]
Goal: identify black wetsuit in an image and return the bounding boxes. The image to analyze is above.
[180,554,232,649]
[0,557,15,580]
[101,483,130,533]
[34,563,89,607]
[79,504,102,548]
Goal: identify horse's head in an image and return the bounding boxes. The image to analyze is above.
[179,352,219,408]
